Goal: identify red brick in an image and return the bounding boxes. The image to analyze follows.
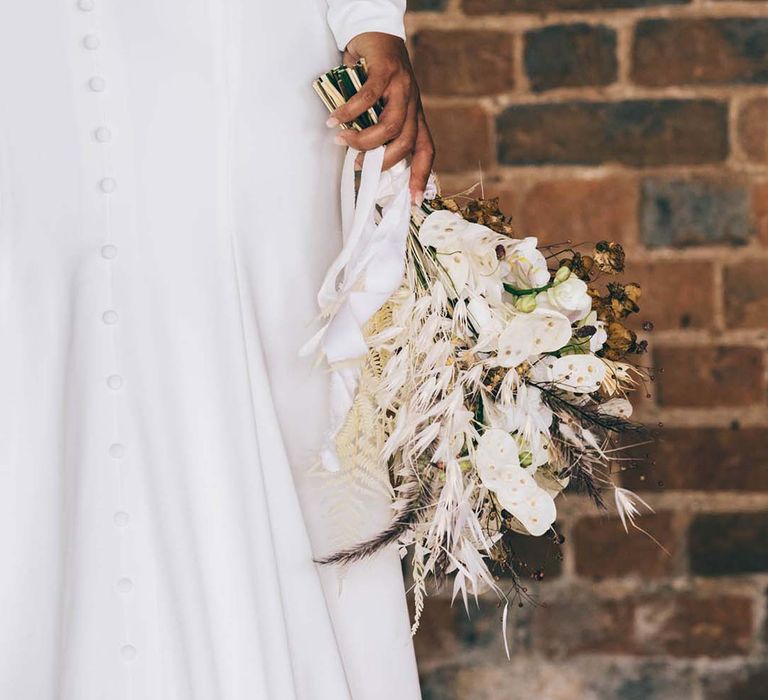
[623,260,716,331]
[532,596,636,656]
[426,104,493,173]
[737,98,768,164]
[486,531,565,586]
[524,24,617,92]
[411,598,501,664]
[519,176,637,248]
[640,177,751,248]
[689,512,768,576]
[754,181,768,247]
[632,19,768,87]
[654,346,765,408]
[703,665,768,700]
[634,593,754,657]
[724,260,768,329]
[413,30,515,97]
[573,512,678,580]
[463,0,689,12]
[497,100,728,167]
[622,427,768,492]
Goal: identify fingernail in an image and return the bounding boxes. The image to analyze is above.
[334,134,346,146]
[326,117,339,128]
[412,190,424,206]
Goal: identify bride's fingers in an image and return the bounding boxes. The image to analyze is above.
[381,96,418,170]
[336,79,410,151]
[409,111,435,204]
[329,73,388,127]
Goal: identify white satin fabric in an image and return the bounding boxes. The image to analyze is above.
[0,1,420,699]
[302,147,412,472]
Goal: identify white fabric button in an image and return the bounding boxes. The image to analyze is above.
[88,76,106,92]
[109,443,125,458]
[77,0,95,11]
[107,374,123,390]
[83,34,100,50]
[94,126,112,143]
[116,577,134,594]
[113,511,130,528]
[100,177,116,193]
[101,244,118,259]
[102,309,119,325]
[120,645,137,662]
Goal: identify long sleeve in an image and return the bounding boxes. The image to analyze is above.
[326,0,406,52]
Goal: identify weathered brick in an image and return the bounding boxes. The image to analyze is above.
[754,180,768,247]
[640,178,752,248]
[413,598,507,665]
[703,665,768,700]
[519,176,637,247]
[427,104,494,173]
[420,666,458,700]
[609,663,697,700]
[632,19,768,87]
[634,593,754,658]
[654,346,764,407]
[497,100,727,166]
[623,260,715,331]
[463,0,689,13]
[689,512,768,576]
[532,596,636,656]
[524,24,617,92]
[409,0,448,9]
[413,30,514,96]
[495,529,564,581]
[622,427,768,492]
[573,513,678,580]
[427,659,694,700]
[737,98,768,164]
[724,260,768,329]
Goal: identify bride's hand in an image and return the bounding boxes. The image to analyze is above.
[328,32,435,206]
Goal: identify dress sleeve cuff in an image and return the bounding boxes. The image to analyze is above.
[326,1,407,52]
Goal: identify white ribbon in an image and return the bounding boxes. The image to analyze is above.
[300,145,412,471]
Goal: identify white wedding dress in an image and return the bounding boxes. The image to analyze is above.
[0,1,421,698]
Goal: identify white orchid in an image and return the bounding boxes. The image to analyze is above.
[503,237,551,290]
[475,429,557,537]
[493,308,572,368]
[418,210,508,301]
[530,354,607,394]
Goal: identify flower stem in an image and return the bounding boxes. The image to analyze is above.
[503,282,552,297]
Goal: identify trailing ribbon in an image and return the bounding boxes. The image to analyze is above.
[300,145,412,472]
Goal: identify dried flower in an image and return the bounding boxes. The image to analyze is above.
[593,241,626,274]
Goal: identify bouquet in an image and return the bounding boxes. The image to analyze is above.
[307,62,652,639]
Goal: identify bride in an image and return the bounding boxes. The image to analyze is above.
[0,1,433,698]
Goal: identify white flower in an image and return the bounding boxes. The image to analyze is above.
[418,211,506,299]
[424,173,438,201]
[507,385,554,469]
[475,429,557,537]
[494,308,572,368]
[536,276,592,322]
[531,355,607,394]
[598,398,633,418]
[590,321,608,352]
[504,237,550,290]
[551,355,606,393]
[578,311,607,353]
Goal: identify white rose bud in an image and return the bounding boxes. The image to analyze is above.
[514,294,537,313]
[536,276,592,323]
[554,266,571,284]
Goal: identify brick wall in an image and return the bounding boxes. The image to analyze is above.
[405,1,768,698]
